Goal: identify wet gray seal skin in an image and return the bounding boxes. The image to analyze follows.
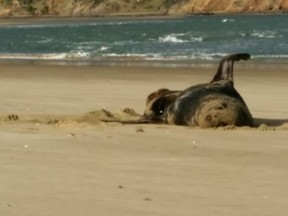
[165,53,254,127]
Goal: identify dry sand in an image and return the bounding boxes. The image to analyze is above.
[0,62,288,216]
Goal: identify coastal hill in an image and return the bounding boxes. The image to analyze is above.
[0,0,288,16]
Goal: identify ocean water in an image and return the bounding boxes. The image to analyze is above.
[0,14,288,66]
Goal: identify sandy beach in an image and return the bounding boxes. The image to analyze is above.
[0,62,288,216]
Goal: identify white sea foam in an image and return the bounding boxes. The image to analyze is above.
[77,41,101,45]
[159,33,203,43]
[37,38,53,44]
[42,53,68,59]
[222,18,234,23]
[0,51,90,60]
[104,53,162,60]
[168,52,227,61]
[191,37,203,42]
[253,54,288,59]
[0,51,287,62]
[0,53,67,60]
[114,40,137,45]
[250,31,277,39]
[101,52,229,61]
[159,35,187,43]
[66,51,90,59]
[100,46,109,51]
[0,52,238,61]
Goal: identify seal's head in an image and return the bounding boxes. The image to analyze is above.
[144,88,181,122]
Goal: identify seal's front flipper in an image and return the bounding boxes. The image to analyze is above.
[210,53,250,83]
[102,118,159,124]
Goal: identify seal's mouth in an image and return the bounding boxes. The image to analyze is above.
[143,112,166,122]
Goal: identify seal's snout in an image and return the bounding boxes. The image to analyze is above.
[194,95,253,128]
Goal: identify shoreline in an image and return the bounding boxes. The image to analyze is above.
[0,58,288,72]
[0,11,288,25]
[0,13,183,26]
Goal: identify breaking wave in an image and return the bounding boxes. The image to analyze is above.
[159,35,186,43]
[1,15,288,66]
[158,33,203,43]
[1,52,287,62]
[222,18,235,23]
[242,30,280,39]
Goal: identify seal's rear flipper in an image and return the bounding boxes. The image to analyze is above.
[210,53,250,83]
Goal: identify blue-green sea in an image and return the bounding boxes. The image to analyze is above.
[0,14,288,66]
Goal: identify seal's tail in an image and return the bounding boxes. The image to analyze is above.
[210,53,250,83]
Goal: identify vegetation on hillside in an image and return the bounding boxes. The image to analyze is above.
[0,0,287,16]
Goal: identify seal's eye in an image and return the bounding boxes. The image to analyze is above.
[155,106,164,115]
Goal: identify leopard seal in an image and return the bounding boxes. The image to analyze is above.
[164,53,254,127]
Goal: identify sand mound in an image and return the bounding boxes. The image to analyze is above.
[0,108,142,127]
[80,107,141,123]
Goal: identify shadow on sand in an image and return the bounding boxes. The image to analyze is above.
[254,118,288,127]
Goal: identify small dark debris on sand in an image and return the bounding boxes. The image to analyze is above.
[136,127,144,133]
[7,114,19,121]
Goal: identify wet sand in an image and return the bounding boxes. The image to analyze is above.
[0,63,288,216]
